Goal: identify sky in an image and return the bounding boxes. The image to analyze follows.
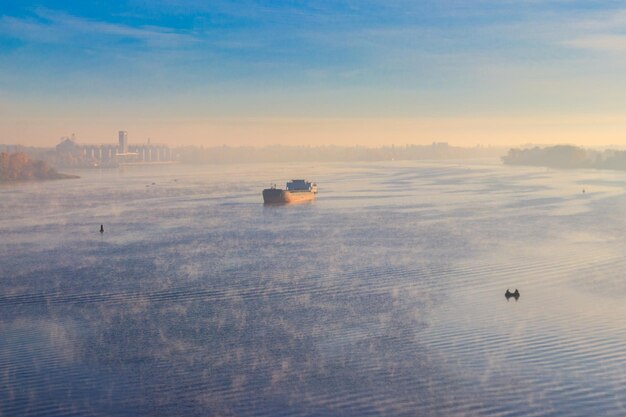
[2,1,626,147]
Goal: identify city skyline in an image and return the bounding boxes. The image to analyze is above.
[3,1,626,147]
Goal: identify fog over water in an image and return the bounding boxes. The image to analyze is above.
[2,161,626,416]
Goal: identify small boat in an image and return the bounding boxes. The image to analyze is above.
[263,179,317,204]
[505,289,520,300]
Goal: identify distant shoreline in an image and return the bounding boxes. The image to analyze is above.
[0,171,79,183]
[502,145,626,171]
[1,143,506,167]
[118,161,180,166]
[0,175,80,184]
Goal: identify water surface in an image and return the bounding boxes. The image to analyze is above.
[2,161,626,416]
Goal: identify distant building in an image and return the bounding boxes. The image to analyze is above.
[118,131,128,154]
[54,132,176,167]
[56,137,81,154]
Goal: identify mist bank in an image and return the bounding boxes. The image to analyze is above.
[502,145,626,170]
[177,143,505,164]
[0,152,79,182]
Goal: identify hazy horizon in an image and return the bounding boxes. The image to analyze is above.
[8,137,626,152]
[2,136,511,149]
[4,2,626,147]
[0,122,626,149]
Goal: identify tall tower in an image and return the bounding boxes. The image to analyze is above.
[118,131,128,154]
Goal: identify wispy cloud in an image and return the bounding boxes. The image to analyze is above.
[0,8,196,48]
[558,8,626,52]
[564,35,626,52]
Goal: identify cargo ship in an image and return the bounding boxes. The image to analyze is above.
[263,179,318,204]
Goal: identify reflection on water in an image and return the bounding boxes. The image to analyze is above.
[2,161,626,415]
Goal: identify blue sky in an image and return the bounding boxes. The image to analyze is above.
[3,1,626,146]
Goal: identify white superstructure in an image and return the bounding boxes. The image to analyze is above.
[286,179,318,193]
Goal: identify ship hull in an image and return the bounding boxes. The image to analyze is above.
[263,188,316,204]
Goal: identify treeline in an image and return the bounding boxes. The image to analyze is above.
[0,144,103,168]
[502,145,626,170]
[178,143,505,164]
[0,152,78,181]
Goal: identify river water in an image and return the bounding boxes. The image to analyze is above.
[2,160,626,416]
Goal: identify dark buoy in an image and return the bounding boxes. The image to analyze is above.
[100,224,104,234]
[505,289,520,301]
[582,189,585,194]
